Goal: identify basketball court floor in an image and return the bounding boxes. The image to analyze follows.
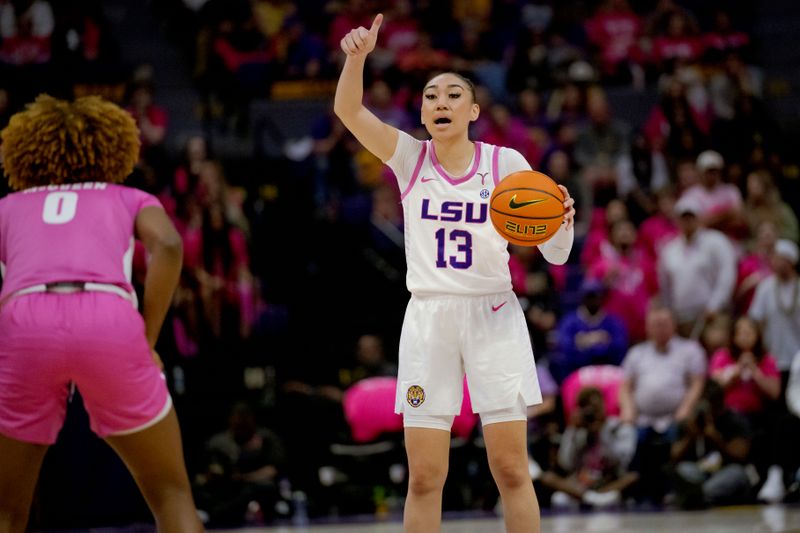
[225,505,800,532]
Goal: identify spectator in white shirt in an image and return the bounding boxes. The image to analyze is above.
[658,195,737,337]
[749,239,800,374]
[619,304,707,503]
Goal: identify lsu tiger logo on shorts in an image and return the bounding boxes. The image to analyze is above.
[406,385,425,408]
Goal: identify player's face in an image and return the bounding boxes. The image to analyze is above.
[421,74,479,141]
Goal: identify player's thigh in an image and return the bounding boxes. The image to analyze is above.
[0,433,49,511]
[104,408,192,498]
[404,427,451,486]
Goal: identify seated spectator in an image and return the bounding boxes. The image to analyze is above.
[749,239,800,376]
[274,17,326,79]
[637,186,679,263]
[584,0,643,83]
[183,203,254,341]
[540,387,638,508]
[553,280,628,382]
[541,149,589,233]
[735,220,777,314]
[650,11,705,66]
[581,198,629,267]
[709,316,781,418]
[509,245,559,354]
[479,102,542,167]
[679,150,746,238]
[703,9,750,57]
[574,91,630,169]
[365,79,412,131]
[195,402,286,526]
[0,0,54,66]
[619,304,706,502]
[338,334,398,389]
[658,195,736,337]
[643,78,708,161]
[126,77,168,150]
[743,170,799,243]
[708,51,762,122]
[588,219,659,341]
[670,381,753,509]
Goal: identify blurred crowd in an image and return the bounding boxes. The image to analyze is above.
[3,0,800,528]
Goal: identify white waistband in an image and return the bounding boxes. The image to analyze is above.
[10,282,135,306]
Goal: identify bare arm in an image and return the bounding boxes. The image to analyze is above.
[674,374,706,422]
[333,13,398,163]
[618,376,637,425]
[135,206,183,348]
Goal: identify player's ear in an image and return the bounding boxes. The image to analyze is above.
[470,103,480,122]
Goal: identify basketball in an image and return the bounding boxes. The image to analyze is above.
[490,170,565,246]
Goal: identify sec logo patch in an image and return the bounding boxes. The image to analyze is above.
[406,385,425,408]
[480,188,490,199]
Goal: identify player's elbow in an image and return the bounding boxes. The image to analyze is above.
[543,248,570,265]
[333,99,353,122]
[154,231,184,260]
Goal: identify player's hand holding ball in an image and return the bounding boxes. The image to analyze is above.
[340,13,383,57]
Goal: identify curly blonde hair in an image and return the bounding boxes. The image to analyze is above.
[1,94,141,190]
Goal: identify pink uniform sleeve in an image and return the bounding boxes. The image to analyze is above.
[121,187,163,219]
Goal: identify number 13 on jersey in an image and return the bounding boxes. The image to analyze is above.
[435,228,472,269]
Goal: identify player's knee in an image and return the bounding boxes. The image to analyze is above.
[408,463,448,496]
[489,454,530,490]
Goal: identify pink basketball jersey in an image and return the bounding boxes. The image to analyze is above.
[0,183,162,299]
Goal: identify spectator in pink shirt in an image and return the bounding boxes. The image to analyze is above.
[679,150,745,238]
[581,199,628,267]
[585,0,643,82]
[637,186,679,263]
[735,221,777,314]
[709,316,781,417]
[480,103,542,168]
[588,219,659,341]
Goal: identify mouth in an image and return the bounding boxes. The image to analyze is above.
[433,117,452,125]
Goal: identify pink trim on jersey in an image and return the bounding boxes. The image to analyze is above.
[491,145,502,186]
[400,142,429,201]
[430,140,482,185]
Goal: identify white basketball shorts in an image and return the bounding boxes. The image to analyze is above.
[395,291,542,416]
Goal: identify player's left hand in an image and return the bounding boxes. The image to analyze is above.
[558,185,575,231]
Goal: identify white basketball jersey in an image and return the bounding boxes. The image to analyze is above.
[385,132,531,296]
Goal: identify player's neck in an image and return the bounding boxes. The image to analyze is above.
[431,138,475,176]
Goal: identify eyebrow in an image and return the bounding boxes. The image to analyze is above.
[424,84,465,91]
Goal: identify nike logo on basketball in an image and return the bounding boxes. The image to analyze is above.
[421,176,438,183]
[492,302,507,312]
[509,195,546,209]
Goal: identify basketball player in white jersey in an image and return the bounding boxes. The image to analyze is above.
[335,14,574,533]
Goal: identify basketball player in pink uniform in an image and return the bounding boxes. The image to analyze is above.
[336,15,575,533]
[0,96,203,532]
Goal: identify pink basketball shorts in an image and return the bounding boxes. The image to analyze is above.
[0,292,171,444]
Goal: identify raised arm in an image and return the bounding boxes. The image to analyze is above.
[333,13,398,162]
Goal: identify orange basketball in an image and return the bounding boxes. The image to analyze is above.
[490,170,565,246]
